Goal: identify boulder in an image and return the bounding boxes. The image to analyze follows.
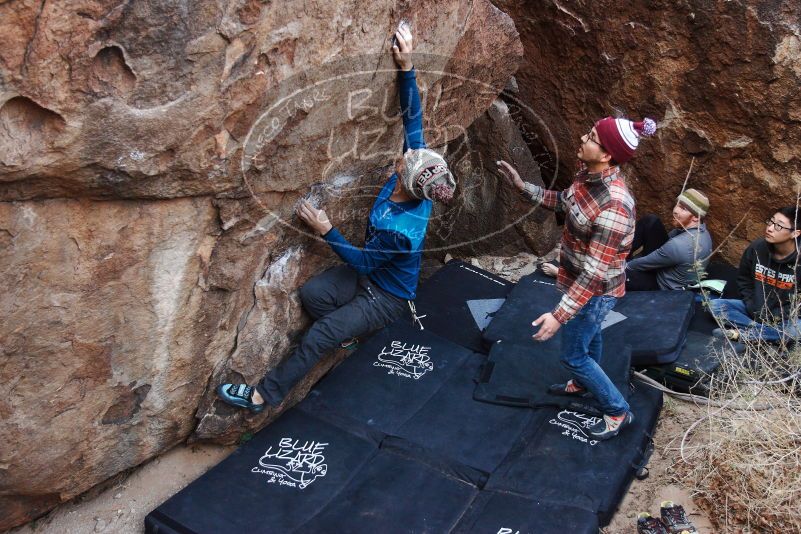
[435,97,560,257]
[0,0,523,528]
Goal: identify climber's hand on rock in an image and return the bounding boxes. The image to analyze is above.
[392,23,413,71]
[297,200,333,236]
[496,160,525,192]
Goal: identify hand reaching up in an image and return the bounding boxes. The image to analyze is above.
[392,22,413,71]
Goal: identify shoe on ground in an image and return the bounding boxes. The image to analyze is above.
[217,383,265,413]
[589,411,634,440]
[547,379,592,397]
[712,327,740,341]
[637,512,670,534]
[660,501,698,533]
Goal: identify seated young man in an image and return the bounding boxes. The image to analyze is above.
[217,25,456,413]
[625,188,713,291]
[709,206,801,344]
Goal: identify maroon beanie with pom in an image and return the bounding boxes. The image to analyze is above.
[594,117,657,164]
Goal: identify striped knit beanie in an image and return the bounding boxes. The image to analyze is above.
[400,148,456,203]
[594,116,657,164]
[677,188,709,217]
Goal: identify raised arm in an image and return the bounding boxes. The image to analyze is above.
[393,24,426,151]
[496,160,565,213]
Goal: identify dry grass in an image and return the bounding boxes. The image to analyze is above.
[676,338,801,532]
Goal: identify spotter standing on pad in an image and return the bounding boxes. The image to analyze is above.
[498,116,655,440]
[217,24,455,413]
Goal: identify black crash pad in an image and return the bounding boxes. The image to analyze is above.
[414,260,513,353]
[394,352,534,473]
[605,291,695,365]
[144,409,380,534]
[481,272,561,348]
[295,446,480,533]
[642,331,723,395]
[688,298,719,335]
[643,300,725,394]
[452,491,599,534]
[301,321,533,474]
[484,382,662,526]
[483,273,695,366]
[298,321,473,433]
[146,262,666,533]
[473,340,632,416]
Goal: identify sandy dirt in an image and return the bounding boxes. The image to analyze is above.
[603,397,715,533]
[10,444,235,534]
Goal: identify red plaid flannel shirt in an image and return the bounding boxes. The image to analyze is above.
[523,166,635,323]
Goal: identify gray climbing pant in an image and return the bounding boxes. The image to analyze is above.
[256,265,408,407]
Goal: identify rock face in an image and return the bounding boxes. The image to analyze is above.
[437,96,559,257]
[0,0,531,528]
[497,0,801,263]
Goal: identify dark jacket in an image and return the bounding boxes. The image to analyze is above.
[737,238,801,321]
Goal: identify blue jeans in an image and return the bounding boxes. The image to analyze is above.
[708,298,801,342]
[561,295,629,416]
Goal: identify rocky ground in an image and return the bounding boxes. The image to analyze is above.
[604,399,715,533]
[9,443,235,534]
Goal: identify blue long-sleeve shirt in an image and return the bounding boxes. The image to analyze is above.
[324,68,431,300]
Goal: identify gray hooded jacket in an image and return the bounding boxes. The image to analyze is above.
[627,223,713,290]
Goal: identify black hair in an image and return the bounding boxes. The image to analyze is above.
[775,206,801,230]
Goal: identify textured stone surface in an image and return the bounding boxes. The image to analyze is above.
[436,98,559,257]
[0,0,523,528]
[497,0,801,263]
[0,198,219,529]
